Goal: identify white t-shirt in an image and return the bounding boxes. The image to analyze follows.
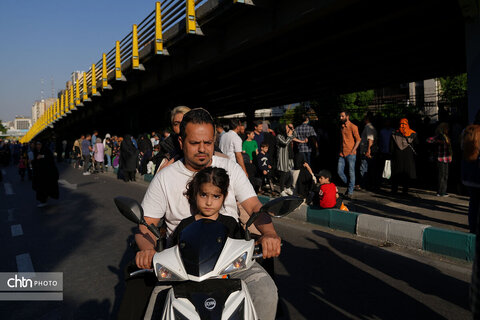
[141,155,256,235]
[219,130,243,162]
[359,123,378,154]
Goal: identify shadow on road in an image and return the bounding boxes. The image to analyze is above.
[276,228,471,319]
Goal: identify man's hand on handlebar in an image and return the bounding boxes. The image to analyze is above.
[257,233,281,258]
[136,249,156,269]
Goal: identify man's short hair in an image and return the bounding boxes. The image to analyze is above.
[340,110,350,117]
[302,114,309,122]
[317,169,332,180]
[254,120,263,127]
[261,143,269,148]
[180,108,215,141]
[229,119,242,130]
[171,106,191,124]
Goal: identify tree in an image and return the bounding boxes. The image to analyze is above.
[439,73,467,103]
[0,120,7,134]
[338,90,374,121]
[279,105,305,125]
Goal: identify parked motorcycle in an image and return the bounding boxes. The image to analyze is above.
[114,195,303,320]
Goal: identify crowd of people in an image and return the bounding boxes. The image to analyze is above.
[1,107,479,230]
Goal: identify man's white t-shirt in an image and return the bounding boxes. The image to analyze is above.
[359,123,378,154]
[141,155,256,235]
[219,130,243,162]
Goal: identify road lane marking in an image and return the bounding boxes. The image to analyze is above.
[8,209,14,222]
[16,253,35,276]
[4,183,14,195]
[11,224,23,237]
[58,179,77,190]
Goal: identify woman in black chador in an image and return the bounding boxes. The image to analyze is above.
[32,141,59,207]
[119,135,139,182]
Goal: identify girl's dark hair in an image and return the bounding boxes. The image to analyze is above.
[184,167,229,213]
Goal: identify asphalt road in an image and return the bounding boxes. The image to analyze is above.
[0,163,472,319]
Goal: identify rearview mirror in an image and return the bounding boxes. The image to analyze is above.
[261,196,304,218]
[114,196,145,224]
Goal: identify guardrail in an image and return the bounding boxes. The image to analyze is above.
[21,0,215,143]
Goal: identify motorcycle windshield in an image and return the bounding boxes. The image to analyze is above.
[178,219,228,277]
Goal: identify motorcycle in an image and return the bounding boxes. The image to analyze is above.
[114,195,303,320]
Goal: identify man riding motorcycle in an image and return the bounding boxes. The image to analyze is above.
[118,108,281,320]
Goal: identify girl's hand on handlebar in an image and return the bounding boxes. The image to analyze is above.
[136,249,156,269]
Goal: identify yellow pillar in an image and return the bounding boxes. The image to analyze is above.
[69,84,74,110]
[115,41,126,80]
[186,0,196,34]
[155,2,165,54]
[102,53,111,89]
[92,64,99,95]
[83,72,89,101]
[75,78,80,106]
[132,25,139,69]
[60,93,65,116]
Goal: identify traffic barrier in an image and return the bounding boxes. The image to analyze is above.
[423,227,476,261]
[307,207,359,234]
[357,214,390,242]
[388,219,429,249]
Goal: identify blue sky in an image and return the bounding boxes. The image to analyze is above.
[0,0,157,122]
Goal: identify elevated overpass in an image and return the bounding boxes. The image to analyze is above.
[23,0,479,141]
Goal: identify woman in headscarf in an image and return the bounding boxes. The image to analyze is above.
[137,134,153,175]
[276,124,295,196]
[276,123,307,196]
[119,135,139,182]
[426,122,452,197]
[32,140,59,207]
[390,118,418,194]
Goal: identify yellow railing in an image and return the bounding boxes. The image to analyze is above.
[20,0,214,143]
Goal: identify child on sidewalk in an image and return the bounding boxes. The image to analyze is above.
[257,143,274,192]
[242,130,258,163]
[170,167,244,244]
[317,169,348,211]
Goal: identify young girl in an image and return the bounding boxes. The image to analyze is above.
[170,167,243,244]
[18,152,27,181]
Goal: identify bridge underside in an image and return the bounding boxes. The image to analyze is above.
[49,0,466,138]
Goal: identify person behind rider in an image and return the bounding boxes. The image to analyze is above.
[170,166,244,243]
[120,108,281,320]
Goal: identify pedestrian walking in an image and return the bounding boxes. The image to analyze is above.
[219,119,248,176]
[119,135,139,182]
[390,118,418,194]
[18,152,27,181]
[295,114,317,166]
[81,135,93,175]
[94,138,105,173]
[31,141,59,207]
[358,114,377,190]
[277,123,306,196]
[337,110,361,199]
[426,122,452,197]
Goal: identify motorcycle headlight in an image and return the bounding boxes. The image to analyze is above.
[155,263,183,281]
[220,252,248,275]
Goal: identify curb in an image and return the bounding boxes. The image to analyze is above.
[259,195,475,262]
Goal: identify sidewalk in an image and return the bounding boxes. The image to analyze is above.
[337,186,470,233]
[99,167,474,261]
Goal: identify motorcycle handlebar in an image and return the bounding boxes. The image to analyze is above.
[129,268,154,277]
